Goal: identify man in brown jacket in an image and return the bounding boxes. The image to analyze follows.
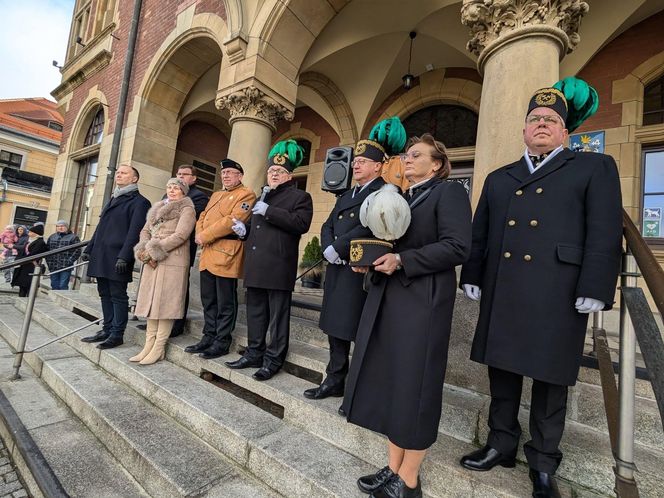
[184,159,256,359]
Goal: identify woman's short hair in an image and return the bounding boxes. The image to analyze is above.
[406,133,451,180]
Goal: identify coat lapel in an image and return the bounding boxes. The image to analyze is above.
[505,159,531,183]
[409,177,440,211]
[518,148,574,188]
[336,177,386,211]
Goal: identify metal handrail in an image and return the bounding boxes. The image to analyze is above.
[21,318,103,354]
[0,240,90,271]
[43,261,89,277]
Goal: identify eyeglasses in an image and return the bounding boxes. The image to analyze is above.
[526,114,562,125]
[267,168,290,176]
[399,151,431,161]
[352,158,376,166]
[221,170,241,176]
[177,172,193,176]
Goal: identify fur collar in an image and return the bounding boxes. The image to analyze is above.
[146,196,194,225]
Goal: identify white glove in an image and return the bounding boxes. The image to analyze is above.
[231,218,246,237]
[462,284,481,301]
[252,201,268,216]
[575,297,604,314]
[323,245,342,265]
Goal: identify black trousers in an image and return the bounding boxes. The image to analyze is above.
[486,366,568,474]
[244,287,291,371]
[324,336,351,387]
[96,277,129,339]
[171,266,192,334]
[200,269,238,350]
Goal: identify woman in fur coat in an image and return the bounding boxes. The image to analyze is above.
[132,178,196,365]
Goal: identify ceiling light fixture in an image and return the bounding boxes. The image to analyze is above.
[402,31,417,90]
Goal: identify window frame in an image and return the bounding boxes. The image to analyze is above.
[643,76,664,127]
[0,145,27,170]
[640,144,664,246]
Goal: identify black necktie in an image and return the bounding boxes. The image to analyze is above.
[529,153,549,168]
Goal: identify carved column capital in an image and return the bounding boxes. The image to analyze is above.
[461,0,589,73]
[216,86,294,130]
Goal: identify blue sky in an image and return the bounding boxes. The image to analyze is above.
[0,0,75,101]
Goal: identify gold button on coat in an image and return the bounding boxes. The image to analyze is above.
[508,220,516,226]
[338,215,343,219]
[536,187,543,194]
[350,212,355,218]
[504,252,511,258]
[516,190,523,196]
[524,254,532,261]
[530,220,538,227]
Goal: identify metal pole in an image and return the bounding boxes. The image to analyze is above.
[11,265,42,380]
[590,310,604,357]
[617,250,638,485]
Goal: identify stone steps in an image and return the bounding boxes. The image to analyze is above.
[0,305,281,498]
[34,291,664,496]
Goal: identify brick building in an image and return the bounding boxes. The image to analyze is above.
[50,0,664,259]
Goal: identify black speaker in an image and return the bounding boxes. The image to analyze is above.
[321,146,353,193]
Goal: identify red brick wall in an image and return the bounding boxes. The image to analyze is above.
[273,106,340,163]
[60,0,226,150]
[576,10,664,133]
[176,120,229,165]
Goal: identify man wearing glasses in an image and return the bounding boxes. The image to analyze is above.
[303,139,385,406]
[459,81,622,497]
[184,159,256,359]
[226,140,313,381]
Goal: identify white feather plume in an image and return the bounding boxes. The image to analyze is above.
[359,183,411,241]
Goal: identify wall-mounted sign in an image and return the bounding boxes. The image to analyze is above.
[570,131,605,153]
[13,206,47,227]
[643,207,661,238]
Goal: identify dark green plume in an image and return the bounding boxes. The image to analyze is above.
[553,77,599,133]
[268,139,305,170]
[369,116,407,156]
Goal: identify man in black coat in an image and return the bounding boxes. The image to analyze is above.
[225,140,313,381]
[303,145,385,401]
[81,164,151,349]
[459,86,623,497]
[169,164,209,336]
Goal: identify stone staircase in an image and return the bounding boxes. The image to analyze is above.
[0,283,661,497]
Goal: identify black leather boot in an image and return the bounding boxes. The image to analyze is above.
[184,336,214,354]
[357,466,394,494]
[97,334,123,349]
[530,469,561,498]
[199,341,231,359]
[460,445,516,471]
[303,379,344,400]
[81,330,110,343]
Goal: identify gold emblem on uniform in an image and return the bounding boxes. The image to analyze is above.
[350,243,364,263]
[273,154,287,165]
[355,142,367,155]
[535,92,556,106]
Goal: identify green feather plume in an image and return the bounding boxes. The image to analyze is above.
[369,117,407,156]
[268,139,305,168]
[553,77,599,133]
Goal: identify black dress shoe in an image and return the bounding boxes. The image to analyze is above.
[253,367,277,381]
[184,337,214,354]
[303,381,344,400]
[338,405,346,417]
[370,474,421,498]
[199,343,230,360]
[97,336,123,349]
[357,466,394,494]
[225,356,263,369]
[81,331,110,343]
[460,445,516,471]
[530,469,561,498]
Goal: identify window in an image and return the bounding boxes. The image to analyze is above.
[48,121,63,132]
[70,156,98,239]
[84,108,104,146]
[0,150,23,170]
[642,146,664,240]
[403,105,478,148]
[643,77,664,126]
[192,160,218,196]
[295,139,312,166]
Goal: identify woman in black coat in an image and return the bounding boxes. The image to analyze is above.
[12,224,48,297]
[344,134,472,498]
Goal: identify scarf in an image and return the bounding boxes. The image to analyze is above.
[112,183,139,198]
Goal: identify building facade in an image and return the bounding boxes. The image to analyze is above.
[0,98,62,230]
[49,0,664,262]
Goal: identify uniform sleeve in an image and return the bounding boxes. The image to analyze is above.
[575,155,623,309]
[400,181,472,278]
[459,177,491,287]
[320,207,335,249]
[332,223,373,261]
[264,192,313,235]
[197,189,256,245]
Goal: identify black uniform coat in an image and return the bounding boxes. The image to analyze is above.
[460,149,622,386]
[318,177,386,341]
[242,180,313,291]
[84,189,151,282]
[12,237,48,289]
[342,179,472,450]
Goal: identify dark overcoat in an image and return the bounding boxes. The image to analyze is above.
[319,177,386,341]
[343,179,472,450]
[242,180,313,291]
[12,238,48,289]
[84,189,151,282]
[460,149,623,386]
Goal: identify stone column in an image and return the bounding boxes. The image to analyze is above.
[461,0,589,206]
[217,86,294,192]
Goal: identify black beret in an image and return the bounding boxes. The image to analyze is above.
[221,159,243,174]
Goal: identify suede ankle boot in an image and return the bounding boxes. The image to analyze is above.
[140,319,173,365]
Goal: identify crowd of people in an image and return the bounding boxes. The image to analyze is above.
[1,78,623,498]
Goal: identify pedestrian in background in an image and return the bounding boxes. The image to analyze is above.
[45,220,81,290]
